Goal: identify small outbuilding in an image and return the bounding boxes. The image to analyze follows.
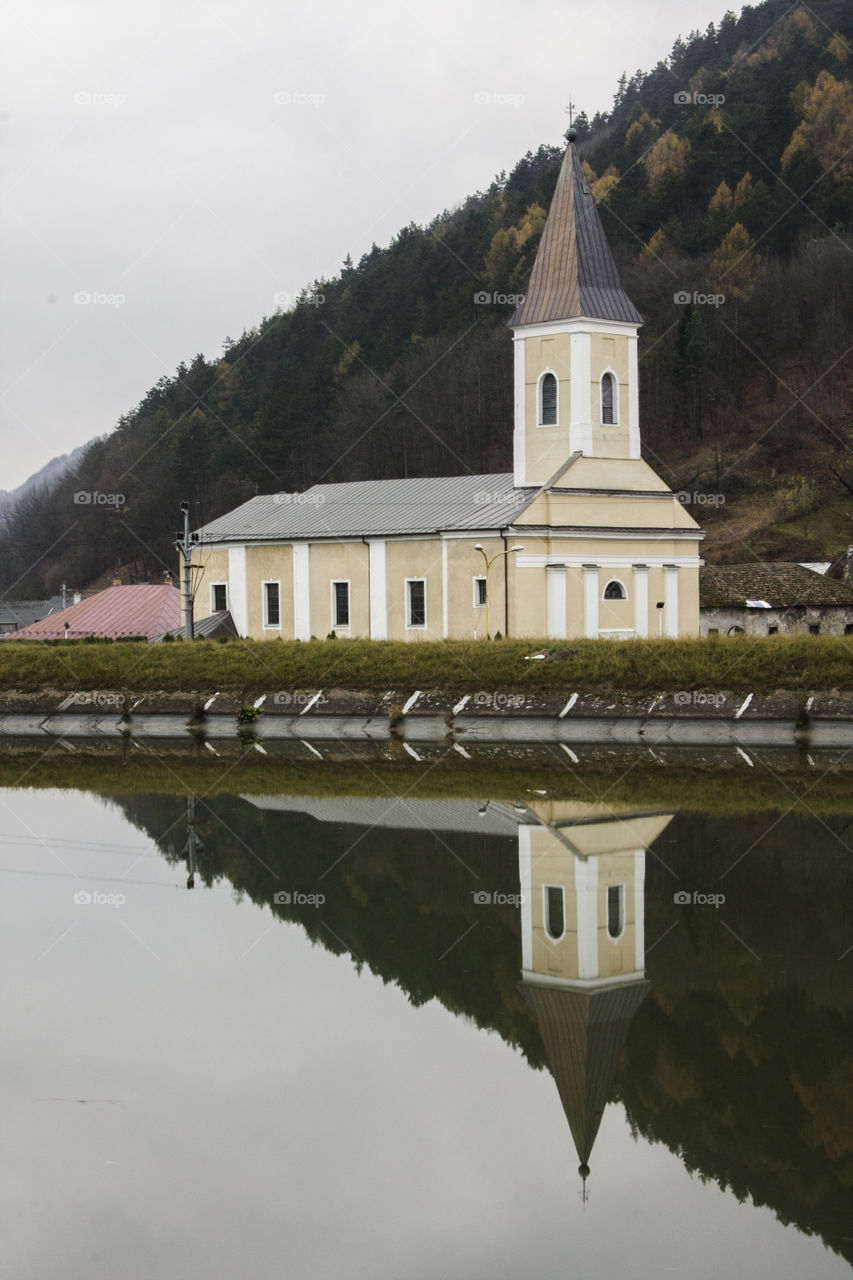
[699,564,853,637]
[3,584,181,641]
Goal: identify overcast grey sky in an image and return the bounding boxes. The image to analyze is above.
[2,0,726,490]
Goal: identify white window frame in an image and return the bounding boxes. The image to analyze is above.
[473,576,487,608]
[602,578,628,601]
[606,882,626,942]
[542,883,566,942]
[331,579,351,630]
[405,577,427,630]
[537,368,559,427]
[210,582,228,613]
[600,368,619,425]
[262,579,281,630]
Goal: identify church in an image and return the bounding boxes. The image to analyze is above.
[190,126,703,641]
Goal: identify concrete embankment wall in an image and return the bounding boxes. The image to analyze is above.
[0,687,852,746]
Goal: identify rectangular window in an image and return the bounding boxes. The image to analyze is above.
[263,581,280,628]
[768,624,778,635]
[211,583,227,613]
[332,580,350,629]
[406,579,426,629]
[473,576,487,608]
[809,623,820,635]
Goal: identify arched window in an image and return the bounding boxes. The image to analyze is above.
[606,884,624,940]
[539,372,557,425]
[603,579,627,601]
[544,884,565,940]
[601,372,616,424]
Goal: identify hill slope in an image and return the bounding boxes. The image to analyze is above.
[2,0,852,597]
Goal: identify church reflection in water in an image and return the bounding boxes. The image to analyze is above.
[492,801,671,1189]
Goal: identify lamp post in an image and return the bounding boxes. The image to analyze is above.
[474,543,523,639]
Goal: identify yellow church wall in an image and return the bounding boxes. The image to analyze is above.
[589,332,631,457]
[523,331,573,484]
[595,851,638,980]
[308,541,370,638]
[191,547,229,623]
[247,544,294,637]
[384,539,444,641]
[517,489,700,531]
[527,831,581,980]
[444,537,507,640]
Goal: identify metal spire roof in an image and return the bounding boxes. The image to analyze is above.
[509,135,642,328]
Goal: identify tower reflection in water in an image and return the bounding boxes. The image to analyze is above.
[502,801,674,1193]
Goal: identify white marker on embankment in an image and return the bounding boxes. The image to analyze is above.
[299,691,324,715]
[452,694,471,715]
[734,693,753,720]
[558,693,578,718]
[401,691,422,715]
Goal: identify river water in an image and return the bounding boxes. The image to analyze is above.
[0,761,850,1278]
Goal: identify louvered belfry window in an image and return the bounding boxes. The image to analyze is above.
[601,373,615,424]
[540,373,557,425]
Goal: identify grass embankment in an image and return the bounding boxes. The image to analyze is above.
[1,747,852,814]
[0,634,851,693]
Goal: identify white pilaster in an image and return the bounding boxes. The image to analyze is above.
[634,849,646,972]
[633,563,649,638]
[582,564,599,639]
[545,564,567,640]
[227,546,248,636]
[512,335,526,487]
[368,540,387,640]
[627,331,641,458]
[663,563,679,638]
[441,539,449,639]
[569,331,593,454]
[518,826,533,973]
[292,543,311,640]
[575,856,599,980]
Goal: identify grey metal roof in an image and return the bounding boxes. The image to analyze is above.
[509,142,643,328]
[242,795,524,836]
[198,473,533,542]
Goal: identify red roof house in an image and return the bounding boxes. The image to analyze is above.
[4,584,181,640]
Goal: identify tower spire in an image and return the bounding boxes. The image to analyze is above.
[509,132,641,328]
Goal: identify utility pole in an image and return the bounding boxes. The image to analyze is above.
[175,502,198,640]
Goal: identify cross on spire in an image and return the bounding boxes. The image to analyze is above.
[565,98,575,127]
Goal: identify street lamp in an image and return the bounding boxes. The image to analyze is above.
[474,543,523,639]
